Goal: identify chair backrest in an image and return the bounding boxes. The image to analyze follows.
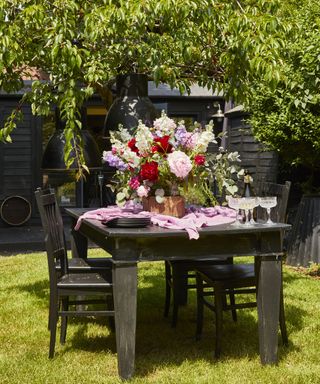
[35,188,69,279]
[256,181,291,223]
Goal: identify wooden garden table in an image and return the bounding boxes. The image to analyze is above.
[66,208,290,380]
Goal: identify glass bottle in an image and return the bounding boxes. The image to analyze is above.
[242,170,257,223]
[242,170,255,197]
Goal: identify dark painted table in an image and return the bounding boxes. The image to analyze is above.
[66,208,291,380]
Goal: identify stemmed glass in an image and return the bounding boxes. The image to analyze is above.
[249,197,260,225]
[239,197,257,226]
[259,196,277,225]
[226,196,242,226]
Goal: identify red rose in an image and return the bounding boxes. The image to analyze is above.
[128,138,139,153]
[140,161,159,182]
[194,154,206,166]
[152,135,173,154]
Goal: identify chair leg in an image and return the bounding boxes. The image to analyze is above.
[279,287,289,346]
[171,266,189,327]
[49,294,59,358]
[171,292,179,328]
[214,287,223,359]
[228,289,238,322]
[60,298,68,345]
[48,286,55,330]
[196,274,204,340]
[164,261,171,318]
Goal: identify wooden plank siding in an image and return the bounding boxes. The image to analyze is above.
[226,111,278,188]
[0,99,42,226]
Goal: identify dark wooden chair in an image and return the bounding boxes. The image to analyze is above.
[164,181,291,327]
[195,181,291,358]
[164,258,235,327]
[36,188,114,274]
[35,188,115,358]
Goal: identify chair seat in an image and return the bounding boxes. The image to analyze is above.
[56,257,113,271]
[168,258,231,271]
[196,264,255,281]
[57,272,113,289]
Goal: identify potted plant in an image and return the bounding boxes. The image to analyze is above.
[102,112,241,216]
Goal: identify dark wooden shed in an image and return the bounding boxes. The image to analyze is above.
[225,105,278,187]
[0,82,223,250]
[0,93,42,227]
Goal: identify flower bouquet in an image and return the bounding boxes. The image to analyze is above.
[103,112,241,213]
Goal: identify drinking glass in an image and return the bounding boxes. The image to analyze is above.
[226,196,242,226]
[239,197,257,226]
[249,197,260,224]
[259,196,277,225]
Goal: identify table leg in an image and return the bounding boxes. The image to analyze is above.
[113,261,138,380]
[257,255,281,365]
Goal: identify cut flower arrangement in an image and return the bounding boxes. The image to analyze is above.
[103,112,242,208]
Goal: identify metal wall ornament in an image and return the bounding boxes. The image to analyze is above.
[41,109,102,208]
[41,111,101,172]
[103,73,158,138]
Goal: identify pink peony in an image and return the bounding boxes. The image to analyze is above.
[167,151,192,179]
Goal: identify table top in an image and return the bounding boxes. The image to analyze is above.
[66,208,291,239]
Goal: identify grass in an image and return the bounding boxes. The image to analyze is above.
[0,250,320,384]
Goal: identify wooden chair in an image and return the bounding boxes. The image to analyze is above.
[36,188,114,274]
[164,258,235,327]
[35,188,115,358]
[195,181,291,358]
[164,181,291,327]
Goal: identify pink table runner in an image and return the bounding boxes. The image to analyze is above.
[74,202,236,240]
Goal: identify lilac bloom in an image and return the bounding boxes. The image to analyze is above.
[102,151,128,171]
[175,124,188,146]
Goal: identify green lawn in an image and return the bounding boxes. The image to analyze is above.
[0,250,319,384]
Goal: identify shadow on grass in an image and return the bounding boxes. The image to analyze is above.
[63,322,117,355]
[13,264,307,378]
[12,279,50,308]
[131,296,305,377]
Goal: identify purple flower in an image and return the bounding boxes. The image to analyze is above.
[175,124,188,146]
[102,151,128,171]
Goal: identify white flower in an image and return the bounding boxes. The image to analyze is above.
[155,188,165,203]
[228,151,241,162]
[122,147,140,168]
[153,110,177,137]
[195,126,216,152]
[118,125,132,142]
[135,120,154,154]
[137,185,150,197]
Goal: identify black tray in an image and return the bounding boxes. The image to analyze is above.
[102,217,151,228]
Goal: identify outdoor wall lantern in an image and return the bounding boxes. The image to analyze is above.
[211,102,224,122]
